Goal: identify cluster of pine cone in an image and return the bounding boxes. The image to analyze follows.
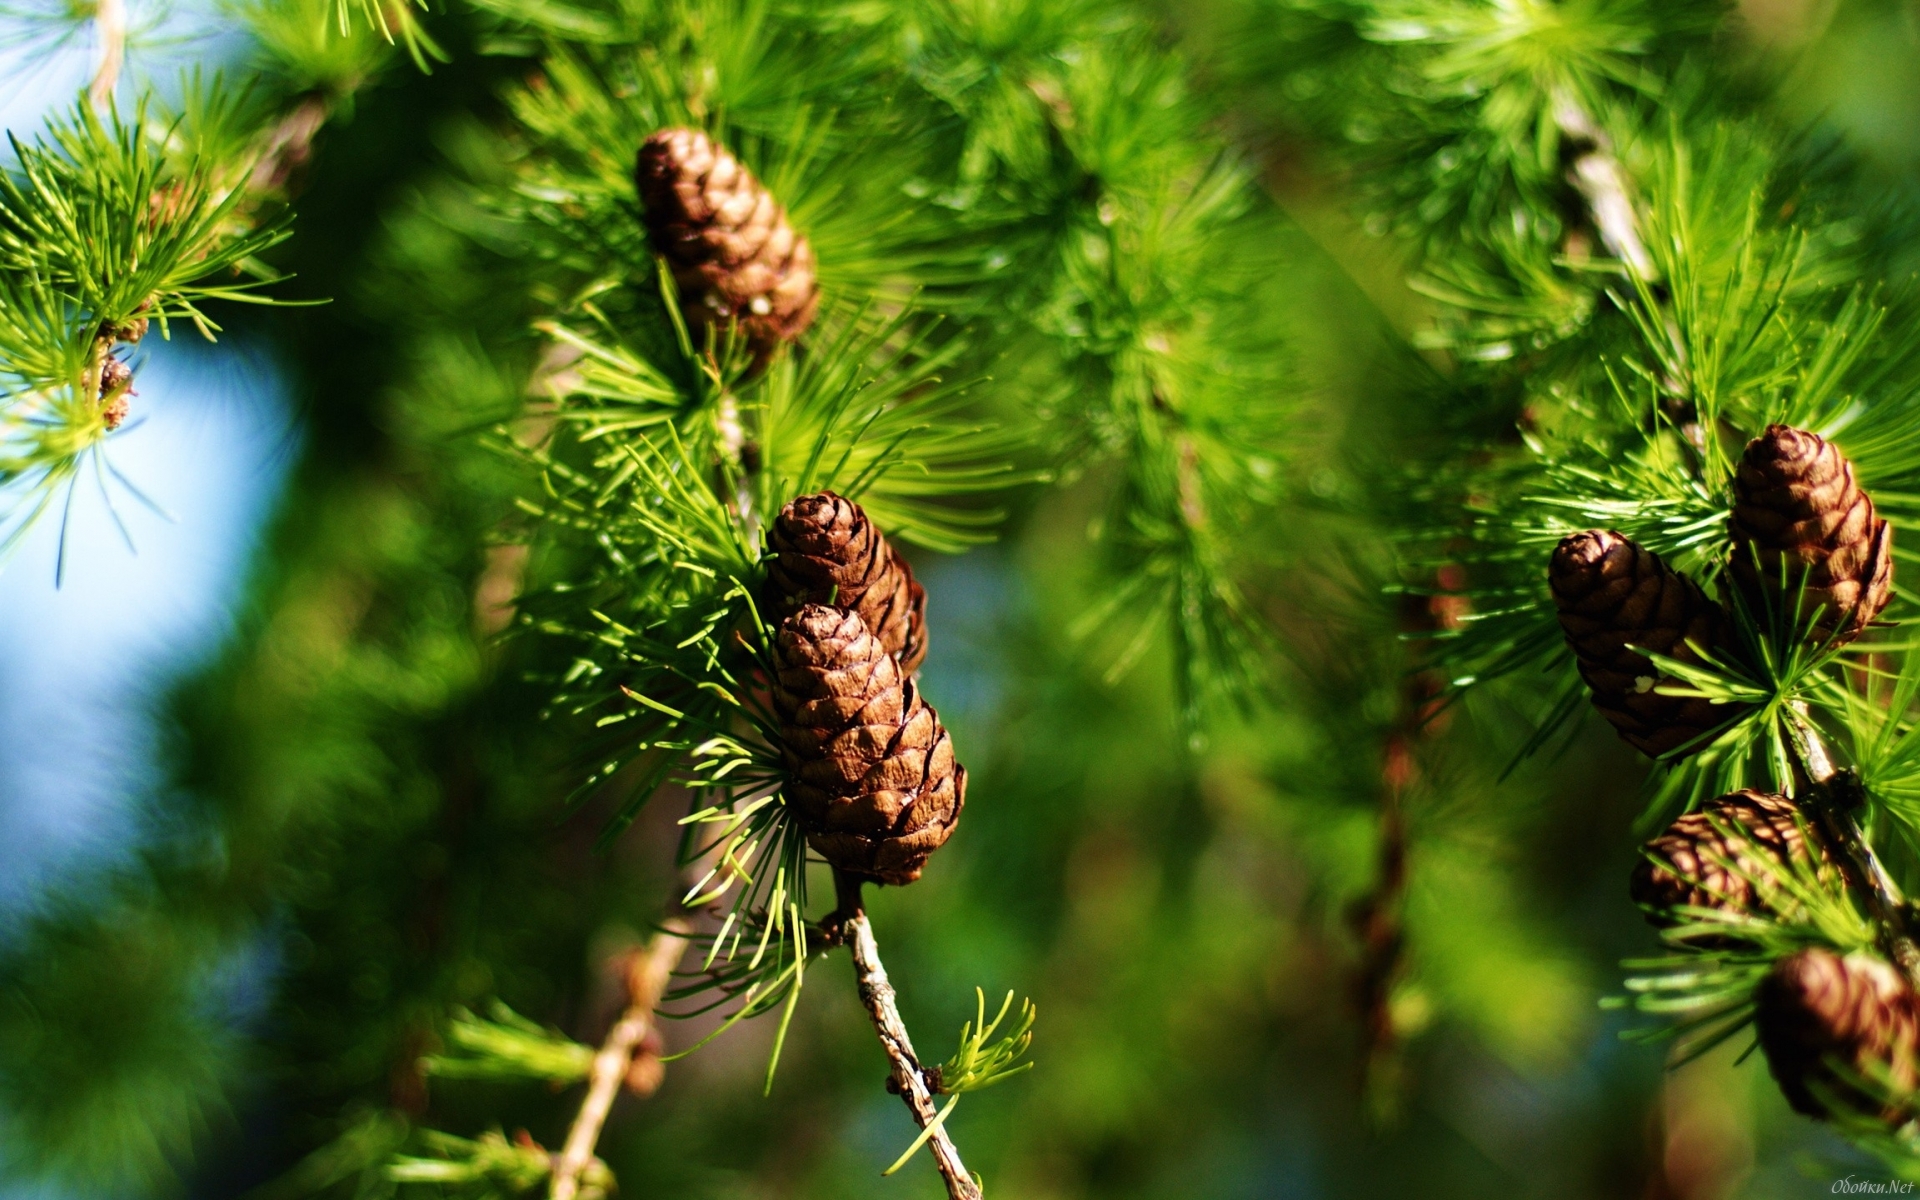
[634,123,1920,1124]
[1554,426,1916,1122]
[1549,424,1892,759]
[1645,787,1920,1122]
[631,129,958,882]
[763,491,961,886]
[1632,785,1920,1124]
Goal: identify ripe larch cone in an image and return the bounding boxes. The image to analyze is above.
[1549,530,1733,758]
[771,605,963,885]
[767,492,927,674]
[1630,790,1830,928]
[636,128,819,363]
[1756,948,1920,1124]
[1729,424,1892,644]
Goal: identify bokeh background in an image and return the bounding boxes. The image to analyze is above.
[8,1,1920,1197]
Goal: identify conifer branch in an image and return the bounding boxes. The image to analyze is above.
[88,0,125,112]
[549,919,691,1200]
[829,871,982,1200]
[1785,712,1920,984]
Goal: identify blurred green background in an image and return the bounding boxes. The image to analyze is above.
[8,1,1920,1197]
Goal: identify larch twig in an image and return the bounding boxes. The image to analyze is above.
[832,871,982,1200]
[549,918,692,1200]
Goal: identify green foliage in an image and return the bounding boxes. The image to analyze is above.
[933,988,1037,1095]
[388,1129,608,1198]
[0,0,437,559]
[0,102,287,317]
[0,902,238,1191]
[331,0,443,71]
[233,0,425,90]
[423,1003,595,1084]
[24,0,1920,1195]
[0,97,293,551]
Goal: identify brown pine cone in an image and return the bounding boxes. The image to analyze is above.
[1756,948,1920,1123]
[636,128,819,364]
[767,492,927,674]
[771,605,963,885]
[1549,530,1734,758]
[1729,424,1893,644]
[1630,790,1830,927]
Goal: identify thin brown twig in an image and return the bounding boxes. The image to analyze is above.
[549,918,692,1200]
[1350,570,1466,1119]
[1352,771,1408,1111]
[88,0,126,112]
[831,871,982,1200]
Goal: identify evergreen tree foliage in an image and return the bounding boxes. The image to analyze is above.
[16,0,1920,1196]
[1191,0,1920,1177]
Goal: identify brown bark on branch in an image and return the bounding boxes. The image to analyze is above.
[831,871,981,1200]
[549,919,692,1200]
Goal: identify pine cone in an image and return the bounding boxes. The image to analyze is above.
[767,492,927,674]
[1756,948,1920,1123]
[1630,790,1830,927]
[636,128,819,364]
[1729,424,1892,644]
[771,605,962,885]
[1549,530,1733,758]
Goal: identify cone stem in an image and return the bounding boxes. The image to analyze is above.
[1785,710,1920,984]
[833,871,982,1200]
[550,919,691,1200]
